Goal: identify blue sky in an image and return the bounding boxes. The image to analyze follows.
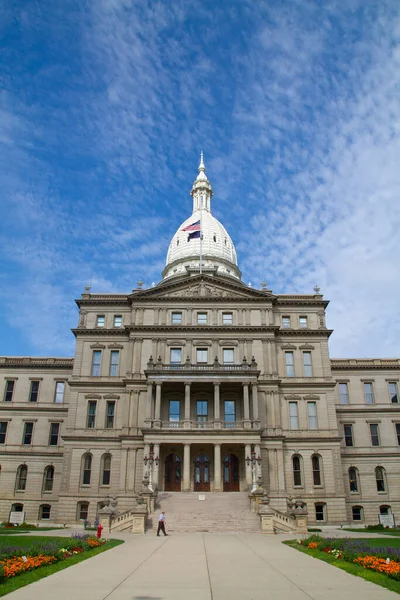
[1,0,400,358]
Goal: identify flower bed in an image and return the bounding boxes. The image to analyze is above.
[297,535,400,581]
[0,535,107,582]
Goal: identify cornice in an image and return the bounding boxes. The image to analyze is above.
[336,406,400,414]
[279,381,337,389]
[73,325,279,336]
[76,296,130,307]
[0,406,68,413]
[61,435,123,443]
[275,296,329,308]
[0,357,73,369]
[68,380,126,389]
[278,329,333,338]
[331,359,400,371]
[72,328,130,338]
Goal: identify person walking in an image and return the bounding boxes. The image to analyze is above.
[157,510,168,536]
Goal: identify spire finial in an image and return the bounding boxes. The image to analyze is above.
[199,151,205,172]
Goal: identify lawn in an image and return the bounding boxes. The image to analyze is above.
[343,528,400,537]
[285,536,400,595]
[0,535,124,597]
[0,528,64,535]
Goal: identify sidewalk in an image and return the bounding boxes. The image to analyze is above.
[3,532,399,600]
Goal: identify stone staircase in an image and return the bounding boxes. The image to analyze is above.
[146,491,260,533]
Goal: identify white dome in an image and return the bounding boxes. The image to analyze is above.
[162,155,241,281]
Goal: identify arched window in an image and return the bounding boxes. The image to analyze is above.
[380,505,392,515]
[292,455,302,486]
[348,467,359,493]
[81,453,92,486]
[375,466,386,492]
[213,234,217,242]
[101,454,111,486]
[43,466,55,492]
[77,501,89,521]
[312,455,322,486]
[352,506,363,521]
[39,504,51,520]
[16,465,28,491]
[11,503,24,512]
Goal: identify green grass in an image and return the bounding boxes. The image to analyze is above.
[343,528,400,537]
[0,537,124,597]
[0,528,64,535]
[284,539,400,595]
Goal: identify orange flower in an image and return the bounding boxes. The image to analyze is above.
[0,555,57,578]
[354,555,400,578]
[308,542,319,549]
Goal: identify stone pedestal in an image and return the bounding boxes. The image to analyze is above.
[131,507,147,534]
[295,514,308,534]
[99,514,111,534]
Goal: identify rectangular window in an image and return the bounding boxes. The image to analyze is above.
[109,351,119,377]
[170,348,182,364]
[197,312,207,325]
[40,505,51,520]
[96,315,105,327]
[282,316,291,328]
[87,401,97,428]
[339,383,349,404]
[197,400,208,425]
[222,312,233,325]
[364,382,374,404]
[299,316,308,328]
[49,423,60,446]
[303,352,312,377]
[395,423,400,446]
[113,315,123,327]
[169,400,180,422]
[289,402,298,430]
[171,312,182,324]
[307,402,318,429]
[224,400,236,424]
[0,422,8,444]
[55,381,65,403]
[91,351,101,376]
[388,382,398,404]
[352,506,362,521]
[23,422,34,445]
[196,348,208,363]
[369,423,380,447]
[105,401,115,428]
[315,503,325,521]
[344,424,353,447]
[222,348,234,364]
[3,380,15,402]
[285,352,295,377]
[29,381,40,402]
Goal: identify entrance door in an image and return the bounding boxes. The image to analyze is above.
[223,454,240,491]
[164,454,182,491]
[194,454,210,492]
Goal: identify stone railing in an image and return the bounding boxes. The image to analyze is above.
[250,490,308,534]
[0,356,74,368]
[146,356,259,372]
[158,420,258,431]
[332,358,400,370]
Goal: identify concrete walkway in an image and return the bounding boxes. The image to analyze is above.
[3,532,399,600]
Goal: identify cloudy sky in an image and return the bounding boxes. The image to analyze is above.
[1,0,399,358]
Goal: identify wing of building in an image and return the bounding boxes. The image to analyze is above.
[1,156,399,529]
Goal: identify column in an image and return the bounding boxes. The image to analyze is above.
[276,447,286,492]
[154,383,162,426]
[255,443,261,483]
[134,339,143,375]
[183,444,191,491]
[245,443,252,488]
[153,443,160,489]
[184,382,191,428]
[274,391,282,430]
[119,448,128,491]
[271,340,278,375]
[214,444,222,491]
[251,383,259,422]
[243,383,250,428]
[145,383,153,421]
[214,382,220,422]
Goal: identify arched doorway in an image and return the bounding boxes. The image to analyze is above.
[223,454,240,491]
[194,454,210,492]
[164,454,181,491]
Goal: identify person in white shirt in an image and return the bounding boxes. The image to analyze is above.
[157,510,168,536]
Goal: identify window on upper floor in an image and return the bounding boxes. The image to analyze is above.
[29,381,40,402]
[170,348,182,364]
[87,401,97,428]
[339,383,349,404]
[363,382,374,404]
[285,352,295,377]
[49,423,60,446]
[344,424,354,447]
[54,381,65,403]
[0,422,8,444]
[197,312,207,325]
[312,455,322,486]
[224,400,235,424]
[105,401,115,429]
[396,423,400,446]
[197,400,208,425]
[388,382,399,404]
[223,348,234,364]
[307,402,318,429]
[375,466,387,492]
[96,315,105,327]
[23,422,33,445]
[16,465,28,491]
[289,402,298,429]
[299,316,308,328]
[303,352,313,377]
[109,351,119,377]
[349,467,359,493]
[43,466,54,492]
[171,312,182,324]
[369,423,380,447]
[292,455,302,486]
[352,506,363,521]
[82,454,92,485]
[222,312,233,325]
[196,348,208,363]
[91,351,101,376]
[101,454,112,486]
[282,316,291,328]
[169,400,180,423]
[114,315,123,327]
[3,380,15,402]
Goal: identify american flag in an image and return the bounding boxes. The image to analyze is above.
[182,220,200,232]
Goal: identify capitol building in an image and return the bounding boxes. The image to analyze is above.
[0,157,399,529]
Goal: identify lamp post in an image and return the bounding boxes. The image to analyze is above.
[246,452,261,492]
[143,448,159,492]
